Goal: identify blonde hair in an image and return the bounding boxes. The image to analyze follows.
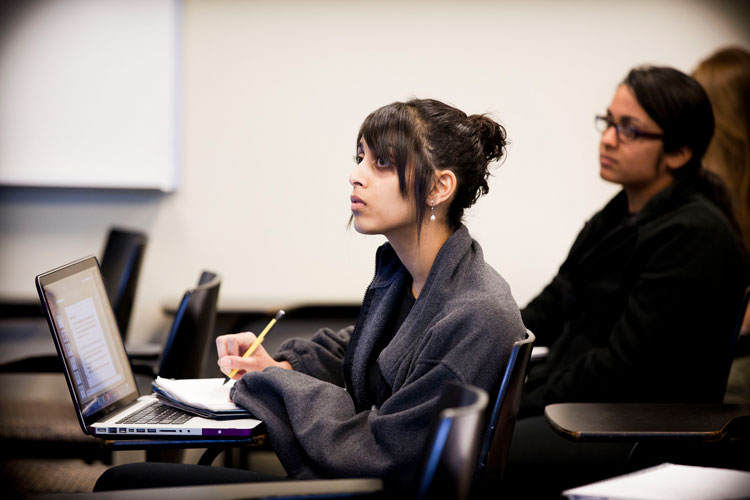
[692,46,750,252]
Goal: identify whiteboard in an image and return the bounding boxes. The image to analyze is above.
[0,0,180,191]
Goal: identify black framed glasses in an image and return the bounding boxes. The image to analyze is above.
[595,115,664,143]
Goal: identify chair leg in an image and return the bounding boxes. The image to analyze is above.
[198,448,224,466]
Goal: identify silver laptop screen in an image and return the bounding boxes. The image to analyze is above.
[39,258,137,419]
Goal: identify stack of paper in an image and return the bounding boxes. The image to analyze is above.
[152,377,253,420]
[563,463,750,500]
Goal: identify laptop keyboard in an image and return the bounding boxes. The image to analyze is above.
[116,403,192,425]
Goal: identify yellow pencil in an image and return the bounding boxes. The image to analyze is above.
[222,309,285,385]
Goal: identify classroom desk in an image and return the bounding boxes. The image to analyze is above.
[544,402,750,442]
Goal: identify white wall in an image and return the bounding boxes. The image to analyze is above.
[1,0,748,344]
[0,0,179,191]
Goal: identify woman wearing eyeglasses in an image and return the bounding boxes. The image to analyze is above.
[519,66,749,418]
[502,66,750,499]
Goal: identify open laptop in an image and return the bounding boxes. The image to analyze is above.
[35,255,263,438]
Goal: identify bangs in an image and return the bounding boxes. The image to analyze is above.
[357,103,414,198]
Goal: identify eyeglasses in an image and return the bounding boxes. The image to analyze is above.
[595,115,664,143]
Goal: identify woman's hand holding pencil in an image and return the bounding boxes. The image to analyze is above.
[216,310,290,384]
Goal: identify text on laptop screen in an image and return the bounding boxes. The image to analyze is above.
[42,265,137,417]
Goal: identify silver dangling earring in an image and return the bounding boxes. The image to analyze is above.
[429,200,436,222]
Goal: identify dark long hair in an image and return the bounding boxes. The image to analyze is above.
[624,66,738,231]
[357,98,507,232]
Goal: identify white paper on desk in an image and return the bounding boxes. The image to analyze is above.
[153,377,240,412]
[563,463,750,500]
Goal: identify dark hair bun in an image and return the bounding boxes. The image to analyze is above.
[469,113,508,164]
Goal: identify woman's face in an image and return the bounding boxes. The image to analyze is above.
[349,138,416,240]
[599,85,669,190]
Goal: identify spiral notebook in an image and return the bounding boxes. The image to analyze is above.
[152,377,254,420]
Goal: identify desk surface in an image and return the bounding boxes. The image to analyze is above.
[545,403,750,442]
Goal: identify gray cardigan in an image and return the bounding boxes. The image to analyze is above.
[231,225,526,491]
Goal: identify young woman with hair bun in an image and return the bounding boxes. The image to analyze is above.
[96,98,526,495]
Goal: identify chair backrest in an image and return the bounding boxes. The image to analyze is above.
[100,228,148,342]
[414,382,489,500]
[157,271,221,380]
[474,329,535,496]
[722,286,750,400]
[728,287,750,355]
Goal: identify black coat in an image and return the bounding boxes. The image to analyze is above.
[520,178,749,417]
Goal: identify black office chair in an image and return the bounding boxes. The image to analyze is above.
[723,286,750,404]
[100,228,148,342]
[473,329,535,497]
[130,271,221,385]
[413,382,490,500]
[158,271,221,379]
